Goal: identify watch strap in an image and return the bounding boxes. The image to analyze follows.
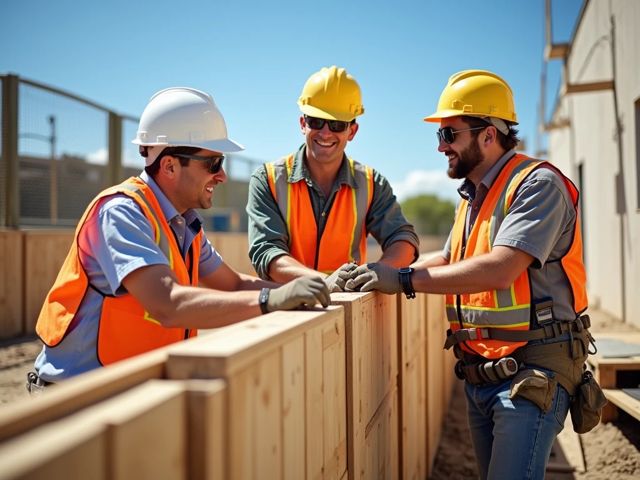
[259,288,270,314]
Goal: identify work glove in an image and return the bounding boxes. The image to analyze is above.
[267,276,330,312]
[344,263,402,294]
[324,262,359,292]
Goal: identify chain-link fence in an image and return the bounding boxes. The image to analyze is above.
[0,74,261,230]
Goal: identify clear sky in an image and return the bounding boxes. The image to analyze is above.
[1,0,582,202]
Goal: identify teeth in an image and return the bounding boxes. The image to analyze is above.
[316,140,334,147]
[206,187,213,193]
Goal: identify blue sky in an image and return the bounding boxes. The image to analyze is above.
[1,0,582,202]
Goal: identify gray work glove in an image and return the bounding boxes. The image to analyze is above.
[344,263,402,294]
[324,262,359,292]
[267,276,330,312]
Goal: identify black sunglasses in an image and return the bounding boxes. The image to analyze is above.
[173,153,225,174]
[436,126,487,145]
[304,115,352,133]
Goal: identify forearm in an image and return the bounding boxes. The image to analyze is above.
[163,286,264,328]
[267,254,325,283]
[377,240,418,267]
[412,246,533,295]
[234,272,280,290]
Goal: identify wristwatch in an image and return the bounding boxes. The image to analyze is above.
[259,288,270,314]
[398,267,416,299]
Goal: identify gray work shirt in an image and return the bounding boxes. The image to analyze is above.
[247,145,419,279]
[443,149,581,322]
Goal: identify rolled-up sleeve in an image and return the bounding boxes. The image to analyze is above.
[246,166,291,279]
[367,170,420,257]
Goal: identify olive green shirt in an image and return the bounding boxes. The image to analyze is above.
[247,145,419,279]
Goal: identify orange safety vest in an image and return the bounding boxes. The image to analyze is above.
[36,177,199,365]
[446,154,588,359]
[265,154,374,273]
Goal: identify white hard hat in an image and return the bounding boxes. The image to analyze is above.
[132,87,244,165]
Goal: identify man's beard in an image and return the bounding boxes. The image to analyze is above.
[447,139,483,179]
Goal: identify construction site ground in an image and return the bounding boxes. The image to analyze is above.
[1,309,639,479]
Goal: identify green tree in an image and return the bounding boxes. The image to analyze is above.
[401,194,456,236]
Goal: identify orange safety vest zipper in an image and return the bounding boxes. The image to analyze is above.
[446,154,588,359]
[35,177,200,365]
[265,154,374,273]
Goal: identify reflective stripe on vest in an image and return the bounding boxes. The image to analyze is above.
[35,177,200,364]
[445,154,588,359]
[265,154,374,273]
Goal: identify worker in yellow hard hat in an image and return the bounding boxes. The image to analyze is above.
[29,87,330,390]
[346,70,603,479]
[247,66,419,289]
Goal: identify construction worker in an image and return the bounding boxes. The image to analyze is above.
[346,70,602,479]
[246,65,419,290]
[29,87,329,391]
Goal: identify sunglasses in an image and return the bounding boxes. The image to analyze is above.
[174,153,225,174]
[304,115,352,133]
[436,126,486,145]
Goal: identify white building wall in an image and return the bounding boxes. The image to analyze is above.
[547,0,640,326]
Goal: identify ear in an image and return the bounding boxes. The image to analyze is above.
[160,155,178,178]
[483,126,497,146]
[299,115,306,134]
[347,122,359,141]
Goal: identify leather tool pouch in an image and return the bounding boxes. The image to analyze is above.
[509,368,557,413]
[570,370,608,434]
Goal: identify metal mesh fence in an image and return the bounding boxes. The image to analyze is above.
[2,75,266,231]
[19,83,109,226]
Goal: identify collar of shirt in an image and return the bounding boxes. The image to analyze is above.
[138,170,203,235]
[288,145,359,191]
[456,149,517,203]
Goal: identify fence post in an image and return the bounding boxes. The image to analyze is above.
[108,112,122,185]
[1,74,20,228]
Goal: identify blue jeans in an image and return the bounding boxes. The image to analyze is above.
[464,376,570,480]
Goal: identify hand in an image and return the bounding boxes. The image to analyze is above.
[267,276,330,311]
[344,263,402,294]
[324,263,359,292]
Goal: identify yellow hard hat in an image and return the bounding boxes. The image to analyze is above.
[424,70,518,124]
[297,66,364,122]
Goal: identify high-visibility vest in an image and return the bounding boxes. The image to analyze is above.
[446,154,588,359]
[35,177,200,365]
[265,154,374,273]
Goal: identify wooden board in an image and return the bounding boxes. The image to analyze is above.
[0,345,167,442]
[23,230,74,333]
[331,291,398,480]
[185,380,227,480]
[398,294,427,480]
[0,416,106,480]
[206,232,255,276]
[603,388,640,422]
[0,230,23,339]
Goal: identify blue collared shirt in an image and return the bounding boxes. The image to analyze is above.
[35,172,223,381]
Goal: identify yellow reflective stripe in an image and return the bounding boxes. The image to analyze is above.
[348,184,358,262]
[143,310,161,325]
[454,320,531,329]
[457,303,531,312]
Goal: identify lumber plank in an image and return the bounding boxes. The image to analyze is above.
[603,388,640,422]
[185,380,227,480]
[0,230,23,339]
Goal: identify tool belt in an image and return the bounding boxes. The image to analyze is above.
[444,314,591,350]
[450,316,595,395]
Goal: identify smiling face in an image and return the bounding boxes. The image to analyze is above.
[300,115,358,167]
[437,117,487,180]
[168,149,227,213]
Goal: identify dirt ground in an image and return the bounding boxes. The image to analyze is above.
[1,310,639,479]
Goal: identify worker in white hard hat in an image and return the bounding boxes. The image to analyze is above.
[345,70,603,479]
[246,66,419,290]
[29,87,329,389]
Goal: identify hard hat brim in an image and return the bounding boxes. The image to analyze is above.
[423,110,518,125]
[299,104,356,122]
[132,137,245,153]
